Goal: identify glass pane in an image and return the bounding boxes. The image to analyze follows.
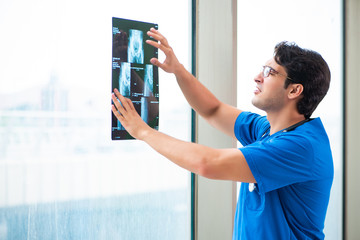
[237,0,343,239]
[0,0,192,239]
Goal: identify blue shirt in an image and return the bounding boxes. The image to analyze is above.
[233,112,333,240]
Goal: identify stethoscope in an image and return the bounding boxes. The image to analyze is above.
[248,118,312,193]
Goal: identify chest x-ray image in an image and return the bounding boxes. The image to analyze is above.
[111,17,159,140]
[128,29,144,64]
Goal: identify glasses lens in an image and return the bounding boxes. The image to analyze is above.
[263,66,270,77]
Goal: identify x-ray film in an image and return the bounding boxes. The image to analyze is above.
[112,17,159,140]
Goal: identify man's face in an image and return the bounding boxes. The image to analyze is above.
[251,58,290,113]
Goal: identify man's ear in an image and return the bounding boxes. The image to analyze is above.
[288,84,304,99]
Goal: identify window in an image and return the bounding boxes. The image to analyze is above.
[0,0,192,239]
[237,0,343,239]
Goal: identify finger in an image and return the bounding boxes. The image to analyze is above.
[112,90,127,113]
[111,93,126,115]
[113,89,134,111]
[147,29,169,47]
[149,58,166,69]
[127,98,135,110]
[147,28,164,40]
[120,95,135,111]
[146,39,168,53]
[113,88,120,99]
[111,104,124,121]
[149,27,158,33]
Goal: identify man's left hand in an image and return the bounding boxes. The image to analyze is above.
[111,88,152,140]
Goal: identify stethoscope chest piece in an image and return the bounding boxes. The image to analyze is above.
[249,183,256,192]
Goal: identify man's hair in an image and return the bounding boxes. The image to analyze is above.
[274,41,331,119]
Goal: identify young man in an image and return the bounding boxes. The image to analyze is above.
[111,28,333,239]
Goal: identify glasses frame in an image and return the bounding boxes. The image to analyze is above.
[262,65,293,81]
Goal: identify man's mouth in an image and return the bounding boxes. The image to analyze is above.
[254,87,261,94]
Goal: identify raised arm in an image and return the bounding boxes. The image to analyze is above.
[111,89,255,183]
[146,28,242,138]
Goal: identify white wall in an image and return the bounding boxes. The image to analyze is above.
[195,0,238,239]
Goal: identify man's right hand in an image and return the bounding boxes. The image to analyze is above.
[146,28,241,139]
[146,28,183,75]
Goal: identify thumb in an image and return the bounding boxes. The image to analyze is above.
[150,58,166,71]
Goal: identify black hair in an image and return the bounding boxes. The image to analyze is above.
[274,41,331,119]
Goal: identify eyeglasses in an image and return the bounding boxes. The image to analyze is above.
[262,65,293,81]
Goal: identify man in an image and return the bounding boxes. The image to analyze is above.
[111,28,333,239]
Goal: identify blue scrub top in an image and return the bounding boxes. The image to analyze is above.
[233,112,333,240]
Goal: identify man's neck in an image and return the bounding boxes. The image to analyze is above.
[267,110,306,135]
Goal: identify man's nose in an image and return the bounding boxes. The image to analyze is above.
[254,72,263,83]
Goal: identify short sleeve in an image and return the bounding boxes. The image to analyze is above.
[234,112,270,146]
[240,133,315,194]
